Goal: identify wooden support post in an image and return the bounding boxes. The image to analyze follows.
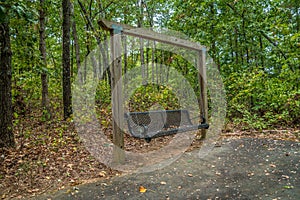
[110,25,125,164]
[198,49,208,139]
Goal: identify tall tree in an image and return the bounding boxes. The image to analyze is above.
[39,0,51,118]
[71,3,81,73]
[0,12,15,148]
[62,0,72,119]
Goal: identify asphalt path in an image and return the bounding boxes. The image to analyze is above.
[33,138,300,200]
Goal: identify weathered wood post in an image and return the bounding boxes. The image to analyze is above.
[198,49,208,139]
[110,24,125,164]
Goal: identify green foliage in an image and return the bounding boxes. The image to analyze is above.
[5,0,299,130]
[0,0,37,23]
[168,0,300,129]
[225,67,300,129]
[95,79,111,106]
[127,84,180,112]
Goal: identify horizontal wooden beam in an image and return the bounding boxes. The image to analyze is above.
[123,28,206,51]
[98,19,135,32]
[98,19,206,51]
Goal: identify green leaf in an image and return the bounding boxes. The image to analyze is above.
[283,185,294,189]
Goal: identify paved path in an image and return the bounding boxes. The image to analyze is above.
[33,138,300,200]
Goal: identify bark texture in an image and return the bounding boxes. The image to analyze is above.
[62,0,72,119]
[0,21,15,148]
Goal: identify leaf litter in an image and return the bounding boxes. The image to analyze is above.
[0,109,299,199]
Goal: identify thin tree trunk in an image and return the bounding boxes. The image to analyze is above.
[78,0,110,83]
[251,37,258,68]
[71,39,74,76]
[152,41,155,82]
[234,28,239,66]
[160,49,164,84]
[39,0,51,119]
[155,46,159,85]
[146,40,149,80]
[62,0,72,119]
[259,35,264,68]
[140,38,145,85]
[137,0,146,85]
[242,12,249,66]
[210,4,216,64]
[123,34,127,74]
[296,5,300,32]
[0,21,15,148]
[229,33,234,63]
[77,0,101,44]
[103,34,111,87]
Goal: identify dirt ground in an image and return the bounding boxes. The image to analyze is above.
[32,137,300,200]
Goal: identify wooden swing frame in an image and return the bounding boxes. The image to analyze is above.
[98,19,208,162]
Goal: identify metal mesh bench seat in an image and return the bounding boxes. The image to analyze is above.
[124,110,209,142]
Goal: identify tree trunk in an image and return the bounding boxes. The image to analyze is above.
[296,5,300,32]
[234,28,239,66]
[259,35,264,68]
[0,21,15,148]
[242,12,249,66]
[71,3,81,72]
[123,34,127,74]
[62,0,72,119]
[137,0,146,85]
[39,0,51,119]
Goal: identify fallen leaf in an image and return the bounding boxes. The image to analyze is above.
[282,175,289,179]
[66,189,72,194]
[67,164,73,168]
[247,172,254,176]
[269,164,276,168]
[139,186,147,193]
[188,173,193,177]
[283,185,294,189]
[99,171,106,177]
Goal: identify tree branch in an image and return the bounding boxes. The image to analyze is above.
[259,31,287,60]
[77,0,101,44]
[226,2,288,61]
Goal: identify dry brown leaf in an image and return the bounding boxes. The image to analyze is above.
[99,171,106,177]
[139,186,147,193]
[282,175,289,179]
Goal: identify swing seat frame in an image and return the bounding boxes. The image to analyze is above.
[125,110,209,142]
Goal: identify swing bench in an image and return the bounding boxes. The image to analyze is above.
[98,19,209,148]
[125,109,209,142]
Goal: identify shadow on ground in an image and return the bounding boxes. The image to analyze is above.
[33,138,300,200]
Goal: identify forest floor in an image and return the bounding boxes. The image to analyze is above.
[0,109,299,199]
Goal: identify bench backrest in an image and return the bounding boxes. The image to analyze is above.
[125,110,193,135]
